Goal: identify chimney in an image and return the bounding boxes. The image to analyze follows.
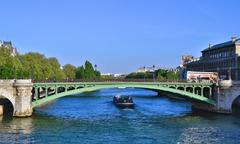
[231,36,237,42]
[208,43,212,48]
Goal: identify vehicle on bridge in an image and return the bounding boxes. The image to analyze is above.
[113,95,134,108]
[187,71,218,83]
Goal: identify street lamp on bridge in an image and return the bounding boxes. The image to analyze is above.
[94,64,98,71]
[152,65,156,82]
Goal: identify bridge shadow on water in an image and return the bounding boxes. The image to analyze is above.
[34,87,240,122]
[33,88,197,120]
[231,95,240,116]
[232,109,240,117]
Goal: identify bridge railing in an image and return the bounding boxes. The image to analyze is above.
[33,79,188,83]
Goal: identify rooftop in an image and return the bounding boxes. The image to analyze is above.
[0,40,17,56]
[202,37,240,52]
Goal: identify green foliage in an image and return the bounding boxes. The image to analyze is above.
[0,44,180,82]
[125,72,153,79]
[100,75,114,80]
[48,57,66,80]
[156,69,167,81]
[95,70,101,78]
[84,61,96,79]
[63,64,76,80]
[0,46,100,81]
[0,48,23,79]
[126,69,180,81]
[0,66,14,79]
[166,71,180,80]
[19,52,53,80]
[76,66,85,79]
[156,69,180,81]
[75,61,100,80]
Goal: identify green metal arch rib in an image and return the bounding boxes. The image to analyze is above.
[32,83,216,108]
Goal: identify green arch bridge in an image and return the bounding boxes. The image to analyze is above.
[32,82,216,108]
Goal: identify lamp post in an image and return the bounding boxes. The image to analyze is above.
[153,65,156,82]
[143,66,146,82]
[228,67,232,80]
[94,64,97,71]
[94,64,98,82]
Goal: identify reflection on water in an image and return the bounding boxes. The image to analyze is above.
[178,127,221,144]
[0,118,33,144]
[0,88,240,144]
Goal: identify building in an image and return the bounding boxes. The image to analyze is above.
[101,73,126,78]
[101,73,114,76]
[186,37,240,80]
[179,55,200,79]
[180,55,194,67]
[113,73,126,78]
[137,66,157,73]
[0,41,17,56]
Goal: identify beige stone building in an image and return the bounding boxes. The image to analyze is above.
[186,37,240,80]
[0,41,17,56]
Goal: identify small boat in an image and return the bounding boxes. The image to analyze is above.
[113,95,134,108]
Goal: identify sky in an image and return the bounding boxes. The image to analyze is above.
[0,0,240,73]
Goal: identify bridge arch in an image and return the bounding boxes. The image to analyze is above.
[32,83,216,108]
[186,87,193,93]
[0,88,15,106]
[0,88,15,117]
[0,95,14,117]
[203,87,211,98]
[177,87,184,91]
[194,87,202,95]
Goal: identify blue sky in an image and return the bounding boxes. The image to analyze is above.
[0,0,240,73]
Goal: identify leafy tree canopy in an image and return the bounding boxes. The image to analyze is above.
[63,64,76,80]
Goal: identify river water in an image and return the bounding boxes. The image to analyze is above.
[0,88,240,144]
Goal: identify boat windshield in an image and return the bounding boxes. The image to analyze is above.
[121,96,131,100]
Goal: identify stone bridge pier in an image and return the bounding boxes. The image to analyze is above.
[193,80,240,114]
[0,80,33,117]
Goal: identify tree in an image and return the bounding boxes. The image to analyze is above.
[76,61,101,80]
[0,44,101,81]
[63,64,76,80]
[0,48,23,79]
[19,52,53,81]
[156,69,167,81]
[48,57,66,80]
[76,66,85,79]
[95,70,101,78]
[166,71,179,81]
[84,61,96,79]
[125,72,152,79]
